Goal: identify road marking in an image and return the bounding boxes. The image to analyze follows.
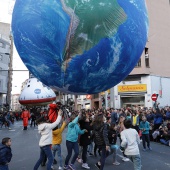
[9,129,15,131]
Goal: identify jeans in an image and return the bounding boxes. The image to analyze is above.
[110,144,119,162]
[160,139,169,146]
[142,134,150,149]
[82,145,88,163]
[88,142,93,153]
[65,140,79,166]
[0,165,9,170]
[127,154,141,170]
[34,145,53,170]
[98,146,109,170]
[52,144,62,167]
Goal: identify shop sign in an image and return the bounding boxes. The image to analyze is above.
[118,84,147,93]
[100,89,110,95]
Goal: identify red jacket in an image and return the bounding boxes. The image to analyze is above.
[48,104,58,123]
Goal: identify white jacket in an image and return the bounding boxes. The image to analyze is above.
[38,115,62,147]
[120,128,140,155]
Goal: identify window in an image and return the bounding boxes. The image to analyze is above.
[93,94,99,99]
[136,58,141,67]
[145,47,150,67]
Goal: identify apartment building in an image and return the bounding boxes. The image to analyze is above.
[0,22,12,110]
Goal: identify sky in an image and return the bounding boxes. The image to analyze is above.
[0,0,29,94]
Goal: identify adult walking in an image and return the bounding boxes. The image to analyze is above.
[21,109,31,130]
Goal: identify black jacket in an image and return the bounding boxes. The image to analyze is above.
[79,120,93,146]
[93,123,109,146]
[0,144,12,165]
[108,128,117,145]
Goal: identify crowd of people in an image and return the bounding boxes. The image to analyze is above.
[0,104,170,170]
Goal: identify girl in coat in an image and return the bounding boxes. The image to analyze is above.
[33,110,62,170]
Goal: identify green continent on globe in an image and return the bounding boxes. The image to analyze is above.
[62,0,127,61]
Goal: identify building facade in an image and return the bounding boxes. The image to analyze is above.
[0,22,12,110]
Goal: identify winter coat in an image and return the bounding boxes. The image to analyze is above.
[0,144,12,165]
[21,110,30,126]
[38,115,62,147]
[93,123,109,146]
[66,116,85,142]
[79,120,93,146]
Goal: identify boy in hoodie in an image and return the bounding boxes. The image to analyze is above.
[139,115,152,151]
[0,137,12,170]
[34,109,62,170]
[52,120,67,170]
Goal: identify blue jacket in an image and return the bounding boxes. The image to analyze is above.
[111,112,118,124]
[166,111,170,119]
[66,116,85,142]
[154,113,163,124]
[0,143,12,165]
[139,121,150,134]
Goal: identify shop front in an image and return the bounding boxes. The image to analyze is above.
[118,84,147,108]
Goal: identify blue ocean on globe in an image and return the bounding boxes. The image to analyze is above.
[12,0,149,94]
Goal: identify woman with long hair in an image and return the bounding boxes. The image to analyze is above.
[93,114,110,170]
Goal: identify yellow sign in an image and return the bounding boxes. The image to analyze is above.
[118,84,147,92]
[100,89,110,95]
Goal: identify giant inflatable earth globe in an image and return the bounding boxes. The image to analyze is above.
[12,0,149,94]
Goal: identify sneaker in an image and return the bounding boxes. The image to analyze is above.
[82,163,90,169]
[8,127,12,130]
[69,164,76,170]
[64,165,69,170]
[95,162,101,170]
[122,157,130,162]
[59,166,63,170]
[88,153,93,156]
[113,161,120,166]
[53,159,57,164]
[148,147,152,151]
[143,148,146,151]
[76,158,82,163]
[51,165,54,170]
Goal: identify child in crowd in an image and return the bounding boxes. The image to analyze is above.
[34,110,62,170]
[108,123,120,166]
[0,137,12,170]
[121,119,141,170]
[139,115,152,151]
[52,120,67,170]
[64,113,87,170]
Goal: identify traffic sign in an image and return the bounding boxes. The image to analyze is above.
[151,93,157,101]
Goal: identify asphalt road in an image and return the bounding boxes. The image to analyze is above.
[0,121,170,170]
